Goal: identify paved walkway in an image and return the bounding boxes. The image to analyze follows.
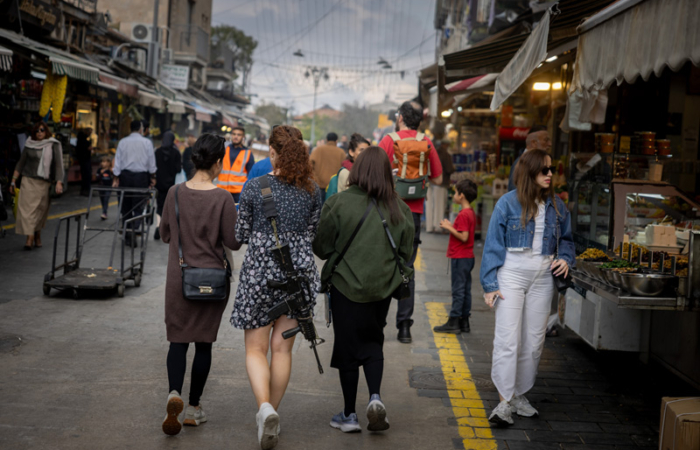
[0,191,697,449]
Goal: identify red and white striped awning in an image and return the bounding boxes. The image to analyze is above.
[446,73,499,93]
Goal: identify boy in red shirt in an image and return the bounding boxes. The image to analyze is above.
[434,179,478,334]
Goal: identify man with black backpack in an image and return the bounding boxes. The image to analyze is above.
[379,101,443,343]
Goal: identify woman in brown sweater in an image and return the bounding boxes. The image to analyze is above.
[159,134,242,436]
[9,122,65,250]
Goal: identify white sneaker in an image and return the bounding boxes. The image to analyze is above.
[366,394,390,431]
[162,390,184,436]
[510,395,538,417]
[183,404,208,426]
[255,402,279,450]
[488,400,514,426]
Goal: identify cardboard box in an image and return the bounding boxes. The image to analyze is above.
[660,397,700,450]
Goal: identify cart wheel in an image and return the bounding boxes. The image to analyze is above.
[72,289,80,300]
[134,273,142,287]
[43,284,51,296]
[117,284,125,298]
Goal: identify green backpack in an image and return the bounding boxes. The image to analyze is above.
[325,168,344,198]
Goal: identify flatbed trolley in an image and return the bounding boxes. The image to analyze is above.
[43,186,156,298]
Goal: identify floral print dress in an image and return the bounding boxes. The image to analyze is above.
[231,175,323,329]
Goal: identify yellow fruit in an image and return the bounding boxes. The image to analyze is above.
[39,72,55,117]
[51,75,68,123]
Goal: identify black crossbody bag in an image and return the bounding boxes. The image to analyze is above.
[174,184,232,301]
[372,199,411,300]
[553,219,572,293]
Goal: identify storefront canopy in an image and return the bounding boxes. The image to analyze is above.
[138,89,166,109]
[0,46,12,71]
[50,56,99,85]
[167,100,189,114]
[570,0,700,96]
[98,73,139,97]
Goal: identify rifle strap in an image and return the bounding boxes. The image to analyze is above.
[259,174,282,249]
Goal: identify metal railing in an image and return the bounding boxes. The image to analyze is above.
[172,24,210,63]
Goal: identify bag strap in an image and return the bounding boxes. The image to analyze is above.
[329,202,373,276]
[174,184,230,273]
[371,199,409,283]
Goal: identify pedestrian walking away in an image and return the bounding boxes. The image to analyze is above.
[181,133,197,181]
[95,157,113,220]
[379,101,443,343]
[9,121,65,250]
[76,127,93,196]
[310,132,346,201]
[217,126,254,204]
[231,125,322,450]
[112,119,157,247]
[425,140,455,233]
[480,149,574,426]
[314,147,414,434]
[158,133,242,436]
[154,131,182,241]
[334,133,369,195]
[433,179,477,334]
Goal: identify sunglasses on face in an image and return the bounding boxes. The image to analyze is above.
[541,166,555,176]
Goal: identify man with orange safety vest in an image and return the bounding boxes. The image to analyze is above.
[217,126,254,203]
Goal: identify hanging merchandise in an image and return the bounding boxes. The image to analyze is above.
[39,72,54,117]
[52,75,67,123]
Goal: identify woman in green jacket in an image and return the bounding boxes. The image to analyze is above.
[313,147,414,434]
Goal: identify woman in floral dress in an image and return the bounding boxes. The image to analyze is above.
[232,125,322,450]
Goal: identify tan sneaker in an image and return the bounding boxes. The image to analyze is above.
[184,404,207,426]
[162,390,184,436]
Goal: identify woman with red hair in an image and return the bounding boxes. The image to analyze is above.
[231,125,322,450]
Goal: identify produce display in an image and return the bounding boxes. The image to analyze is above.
[579,248,610,261]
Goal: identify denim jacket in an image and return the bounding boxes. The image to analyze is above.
[479,191,575,293]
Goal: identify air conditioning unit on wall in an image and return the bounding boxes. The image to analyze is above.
[130,23,153,42]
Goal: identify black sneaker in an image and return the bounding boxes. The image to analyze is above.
[397,321,412,343]
[433,317,461,334]
[154,228,160,240]
[460,317,470,333]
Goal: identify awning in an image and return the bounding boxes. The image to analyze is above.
[167,100,189,114]
[490,9,552,110]
[571,0,700,96]
[222,114,236,127]
[99,73,139,97]
[446,73,499,93]
[138,90,166,109]
[0,46,12,71]
[50,56,99,85]
[195,111,212,123]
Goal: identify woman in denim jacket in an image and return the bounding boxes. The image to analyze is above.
[479,149,574,426]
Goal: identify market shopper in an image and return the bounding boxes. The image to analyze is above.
[217,126,254,203]
[112,120,157,247]
[76,128,93,196]
[182,133,197,180]
[154,131,182,240]
[508,126,551,192]
[159,133,241,436]
[336,133,370,194]
[310,132,346,199]
[95,157,113,220]
[425,140,455,233]
[433,179,477,334]
[231,125,322,450]
[379,101,443,343]
[313,147,414,433]
[9,122,64,250]
[480,149,574,426]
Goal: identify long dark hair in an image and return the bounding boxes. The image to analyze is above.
[513,149,559,226]
[191,133,226,172]
[269,125,316,194]
[347,146,402,224]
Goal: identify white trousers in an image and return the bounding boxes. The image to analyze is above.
[426,185,448,232]
[492,250,554,401]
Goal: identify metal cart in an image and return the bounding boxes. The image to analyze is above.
[43,186,156,298]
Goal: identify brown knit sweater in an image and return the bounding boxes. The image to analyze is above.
[310,144,346,189]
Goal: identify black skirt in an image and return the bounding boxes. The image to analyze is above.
[330,286,392,371]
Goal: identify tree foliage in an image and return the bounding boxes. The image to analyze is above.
[255,102,288,128]
[211,25,257,89]
[292,103,381,144]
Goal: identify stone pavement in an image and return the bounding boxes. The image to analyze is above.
[0,191,698,449]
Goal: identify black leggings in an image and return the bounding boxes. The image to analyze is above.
[167,342,212,407]
[339,359,384,416]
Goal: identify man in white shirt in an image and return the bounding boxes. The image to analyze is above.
[112,120,157,246]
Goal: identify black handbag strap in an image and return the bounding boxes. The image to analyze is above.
[174,184,230,272]
[330,202,373,275]
[371,199,409,282]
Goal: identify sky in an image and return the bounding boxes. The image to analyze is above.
[210,0,437,114]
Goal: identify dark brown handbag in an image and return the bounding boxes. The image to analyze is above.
[174,184,231,301]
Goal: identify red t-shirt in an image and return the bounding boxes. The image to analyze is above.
[447,208,475,259]
[379,130,443,215]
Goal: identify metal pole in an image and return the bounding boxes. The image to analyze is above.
[148,0,160,78]
[310,74,318,146]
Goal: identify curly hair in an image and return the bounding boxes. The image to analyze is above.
[269,125,316,193]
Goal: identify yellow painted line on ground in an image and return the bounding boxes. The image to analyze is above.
[414,248,423,271]
[427,302,496,450]
[1,201,119,231]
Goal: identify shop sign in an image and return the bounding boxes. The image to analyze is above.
[88,86,109,99]
[499,127,530,140]
[160,64,189,90]
[1,0,58,32]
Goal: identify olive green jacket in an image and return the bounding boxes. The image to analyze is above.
[313,186,415,303]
